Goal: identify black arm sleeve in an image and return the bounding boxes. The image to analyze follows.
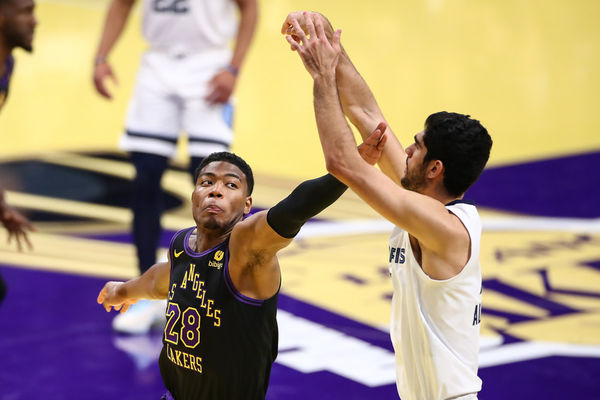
[266,173,348,238]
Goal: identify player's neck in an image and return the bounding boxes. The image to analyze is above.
[192,227,231,253]
[421,183,460,206]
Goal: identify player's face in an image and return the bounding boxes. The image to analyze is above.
[401,130,428,192]
[0,0,37,52]
[192,161,252,231]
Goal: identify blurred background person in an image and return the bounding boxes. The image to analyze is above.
[0,0,37,306]
[92,0,258,334]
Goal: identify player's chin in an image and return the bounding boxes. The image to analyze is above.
[18,41,33,52]
[200,216,226,231]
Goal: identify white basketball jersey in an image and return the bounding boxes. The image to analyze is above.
[388,201,482,400]
[142,0,238,53]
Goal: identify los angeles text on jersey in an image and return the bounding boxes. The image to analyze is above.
[169,263,222,326]
[165,343,202,373]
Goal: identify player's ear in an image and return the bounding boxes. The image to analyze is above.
[244,196,252,215]
[427,159,444,179]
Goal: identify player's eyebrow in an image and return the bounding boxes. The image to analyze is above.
[200,172,241,181]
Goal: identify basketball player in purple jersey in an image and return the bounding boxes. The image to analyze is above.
[98,139,387,400]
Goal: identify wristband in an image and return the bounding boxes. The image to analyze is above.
[94,56,107,66]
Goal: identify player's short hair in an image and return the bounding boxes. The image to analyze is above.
[423,112,492,197]
[194,152,254,196]
[0,0,16,8]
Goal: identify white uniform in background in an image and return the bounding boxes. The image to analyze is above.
[120,0,238,158]
[388,200,483,400]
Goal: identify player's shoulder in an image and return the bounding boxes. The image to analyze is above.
[232,210,268,236]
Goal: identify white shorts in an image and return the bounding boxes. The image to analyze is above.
[120,48,234,158]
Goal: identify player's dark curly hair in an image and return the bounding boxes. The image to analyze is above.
[422,112,492,197]
[194,152,254,195]
[0,0,18,9]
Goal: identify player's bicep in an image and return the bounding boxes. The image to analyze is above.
[231,211,293,257]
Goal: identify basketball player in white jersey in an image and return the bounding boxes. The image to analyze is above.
[283,12,493,400]
[92,0,257,334]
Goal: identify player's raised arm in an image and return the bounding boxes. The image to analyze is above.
[282,11,407,184]
[286,13,470,264]
[227,173,348,299]
[228,127,386,299]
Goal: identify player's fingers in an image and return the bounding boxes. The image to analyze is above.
[209,90,225,104]
[377,134,388,151]
[366,123,386,144]
[121,303,131,313]
[291,19,307,43]
[280,15,290,34]
[205,85,216,100]
[218,91,231,104]
[206,90,220,104]
[282,11,307,34]
[286,34,302,52]
[104,303,112,312]
[95,80,111,99]
[281,13,299,34]
[314,14,327,40]
[365,130,382,146]
[97,286,107,304]
[24,220,36,231]
[15,233,22,252]
[22,232,33,251]
[332,29,342,49]
[304,12,316,39]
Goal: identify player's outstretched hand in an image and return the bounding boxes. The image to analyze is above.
[281,11,333,43]
[358,122,388,166]
[285,12,342,79]
[93,61,119,100]
[0,199,36,252]
[97,281,137,313]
